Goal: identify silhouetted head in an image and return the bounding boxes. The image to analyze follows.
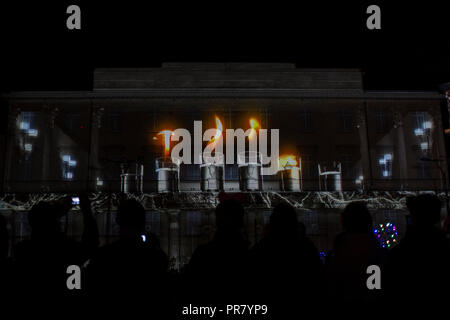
[406,194,441,227]
[116,199,146,234]
[341,201,373,234]
[270,203,299,236]
[28,201,61,237]
[215,200,245,233]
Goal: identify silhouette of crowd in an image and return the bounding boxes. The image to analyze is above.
[0,193,449,318]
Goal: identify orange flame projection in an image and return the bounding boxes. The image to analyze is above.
[203,116,224,162]
[249,118,260,140]
[209,116,223,144]
[279,155,298,169]
[158,130,174,157]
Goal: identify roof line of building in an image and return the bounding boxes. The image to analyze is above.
[2,88,444,100]
[94,67,364,72]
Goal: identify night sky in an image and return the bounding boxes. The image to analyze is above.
[1,1,449,92]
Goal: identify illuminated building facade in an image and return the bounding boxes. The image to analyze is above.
[1,63,448,267]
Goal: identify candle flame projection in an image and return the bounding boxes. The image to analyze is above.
[203,116,224,164]
[278,155,298,169]
[278,154,302,192]
[238,118,263,191]
[201,116,225,191]
[158,130,174,157]
[249,118,260,141]
[156,129,180,193]
[244,118,261,164]
[207,116,224,148]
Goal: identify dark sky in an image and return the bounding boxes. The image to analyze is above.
[1,1,449,92]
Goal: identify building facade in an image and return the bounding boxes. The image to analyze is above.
[2,63,448,193]
[1,63,448,267]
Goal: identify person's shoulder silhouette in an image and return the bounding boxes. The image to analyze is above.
[185,199,248,302]
[251,203,319,259]
[13,201,84,295]
[327,201,385,303]
[248,203,321,316]
[0,215,10,294]
[332,201,382,256]
[251,203,321,272]
[87,199,168,294]
[386,194,450,305]
[0,215,8,265]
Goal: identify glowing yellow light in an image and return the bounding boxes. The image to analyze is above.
[279,155,298,169]
[158,130,174,156]
[249,118,260,140]
[205,116,224,153]
[210,116,223,143]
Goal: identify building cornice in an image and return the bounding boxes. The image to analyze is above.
[2,88,444,101]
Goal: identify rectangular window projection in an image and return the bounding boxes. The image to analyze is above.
[339,109,353,133]
[181,164,201,181]
[20,112,39,137]
[108,112,122,134]
[225,164,238,180]
[65,113,81,131]
[61,154,77,180]
[301,154,314,180]
[340,154,354,180]
[378,153,393,179]
[299,109,312,133]
[412,111,432,152]
[375,110,388,133]
[20,112,35,129]
[412,111,426,129]
[19,156,32,181]
[416,162,432,180]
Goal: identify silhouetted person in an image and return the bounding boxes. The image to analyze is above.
[13,198,96,296]
[385,194,450,306]
[78,193,100,255]
[0,215,8,266]
[249,203,321,316]
[326,201,385,303]
[87,199,168,316]
[185,199,249,304]
[0,215,10,294]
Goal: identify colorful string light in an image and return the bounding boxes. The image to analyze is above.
[373,222,398,248]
